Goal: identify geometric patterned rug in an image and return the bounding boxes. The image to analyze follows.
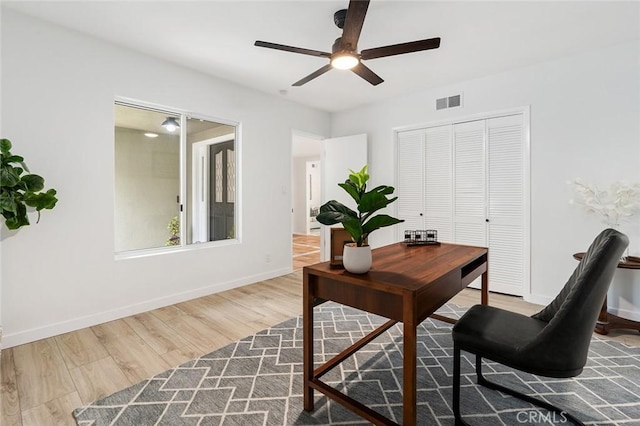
[72,302,640,425]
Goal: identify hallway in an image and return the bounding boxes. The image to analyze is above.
[292,234,320,270]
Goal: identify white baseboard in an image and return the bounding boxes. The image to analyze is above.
[523,293,553,307]
[1,267,292,349]
[608,306,640,322]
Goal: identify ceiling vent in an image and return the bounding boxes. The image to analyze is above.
[436,94,462,110]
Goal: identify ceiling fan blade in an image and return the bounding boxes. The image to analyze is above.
[360,37,441,61]
[341,0,370,50]
[292,64,333,86]
[254,41,331,58]
[351,62,383,86]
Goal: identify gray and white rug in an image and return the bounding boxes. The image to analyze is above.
[73,303,640,425]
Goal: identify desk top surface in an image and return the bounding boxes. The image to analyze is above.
[573,252,640,270]
[304,242,487,293]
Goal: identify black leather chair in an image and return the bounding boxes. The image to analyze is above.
[451,228,629,426]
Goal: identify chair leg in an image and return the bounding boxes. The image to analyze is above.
[475,357,585,426]
[453,345,470,426]
[475,354,482,382]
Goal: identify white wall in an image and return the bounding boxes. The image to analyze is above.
[0,10,330,347]
[331,40,640,317]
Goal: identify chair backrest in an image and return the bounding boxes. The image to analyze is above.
[525,228,628,375]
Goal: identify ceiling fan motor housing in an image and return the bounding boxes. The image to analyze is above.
[334,9,347,29]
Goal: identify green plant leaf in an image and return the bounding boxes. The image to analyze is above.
[4,216,20,230]
[5,155,24,164]
[4,202,29,230]
[316,164,402,246]
[338,181,361,204]
[316,200,357,225]
[342,217,363,245]
[25,190,58,210]
[0,192,17,214]
[0,139,58,230]
[0,139,11,155]
[0,166,21,187]
[22,174,45,192]
[358,186,397,214]
[347,165,369,191]
[369,185,395,195]
[362,214,404,235]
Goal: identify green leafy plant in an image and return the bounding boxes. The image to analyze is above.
[166,216,180,246]
[316,165,404,247]
[0,138,58,230]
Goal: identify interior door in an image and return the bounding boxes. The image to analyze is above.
[396,129,425,236]
[210,141,235,241]
[453,120,487,247]
[321,134,368,261]
[486,114,526,296]
[424,125,454,242]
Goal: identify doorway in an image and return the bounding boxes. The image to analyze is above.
[291,131,368,269]
[192,134,236,243]
[292,132,323,269]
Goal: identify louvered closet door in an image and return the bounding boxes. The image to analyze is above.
[487,114,525,296]
[424,125,453,242]
[396,129,425,238]
[453,120,487,247]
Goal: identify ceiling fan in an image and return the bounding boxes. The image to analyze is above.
[254,0,440,87]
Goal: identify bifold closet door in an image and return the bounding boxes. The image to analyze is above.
[453,120,487,248]
[425,126,453,242]
[396,126,453,241]
[396,129,425,233]
[395,113,527,296]
[487,114,526,296]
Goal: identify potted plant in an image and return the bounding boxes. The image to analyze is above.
[316,165,403,273]
[0,138,58,230]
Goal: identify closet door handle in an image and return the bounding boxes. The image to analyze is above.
[486,219,490,222]
[419,213,423,216]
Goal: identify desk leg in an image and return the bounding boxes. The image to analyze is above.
[481,269,489,306]
[303,272,314,411]
[595,295,640,335]
[403,299,418,426]
[595,296,610,335]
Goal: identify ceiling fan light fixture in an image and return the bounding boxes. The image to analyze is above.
[161,117,180,132]
[331,53,359,70]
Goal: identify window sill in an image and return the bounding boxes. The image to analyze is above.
[115,238,241,261]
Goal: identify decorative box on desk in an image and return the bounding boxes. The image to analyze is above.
[329,228,351,268]
[404,229,440,246]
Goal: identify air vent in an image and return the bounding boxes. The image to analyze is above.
[436,93,463,110]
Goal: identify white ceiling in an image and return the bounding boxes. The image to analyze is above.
[4,1,639,113]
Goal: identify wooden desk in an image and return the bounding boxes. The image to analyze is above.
[303,242,489,426]
[573,252,640,335]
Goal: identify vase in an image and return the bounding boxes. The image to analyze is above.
[342,244,372,274]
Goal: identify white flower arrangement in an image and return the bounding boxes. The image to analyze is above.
[569,179,640,228]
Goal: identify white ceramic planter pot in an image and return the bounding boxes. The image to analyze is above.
[342,244,372,274]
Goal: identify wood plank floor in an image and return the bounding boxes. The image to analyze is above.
[293,233,320,270]
[2,270,639,426]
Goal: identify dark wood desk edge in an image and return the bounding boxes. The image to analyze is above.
[572,252,640,269]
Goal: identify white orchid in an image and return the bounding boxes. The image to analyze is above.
[569,179,640,227]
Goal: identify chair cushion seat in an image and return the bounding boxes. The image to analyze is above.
[452,304,581,377]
